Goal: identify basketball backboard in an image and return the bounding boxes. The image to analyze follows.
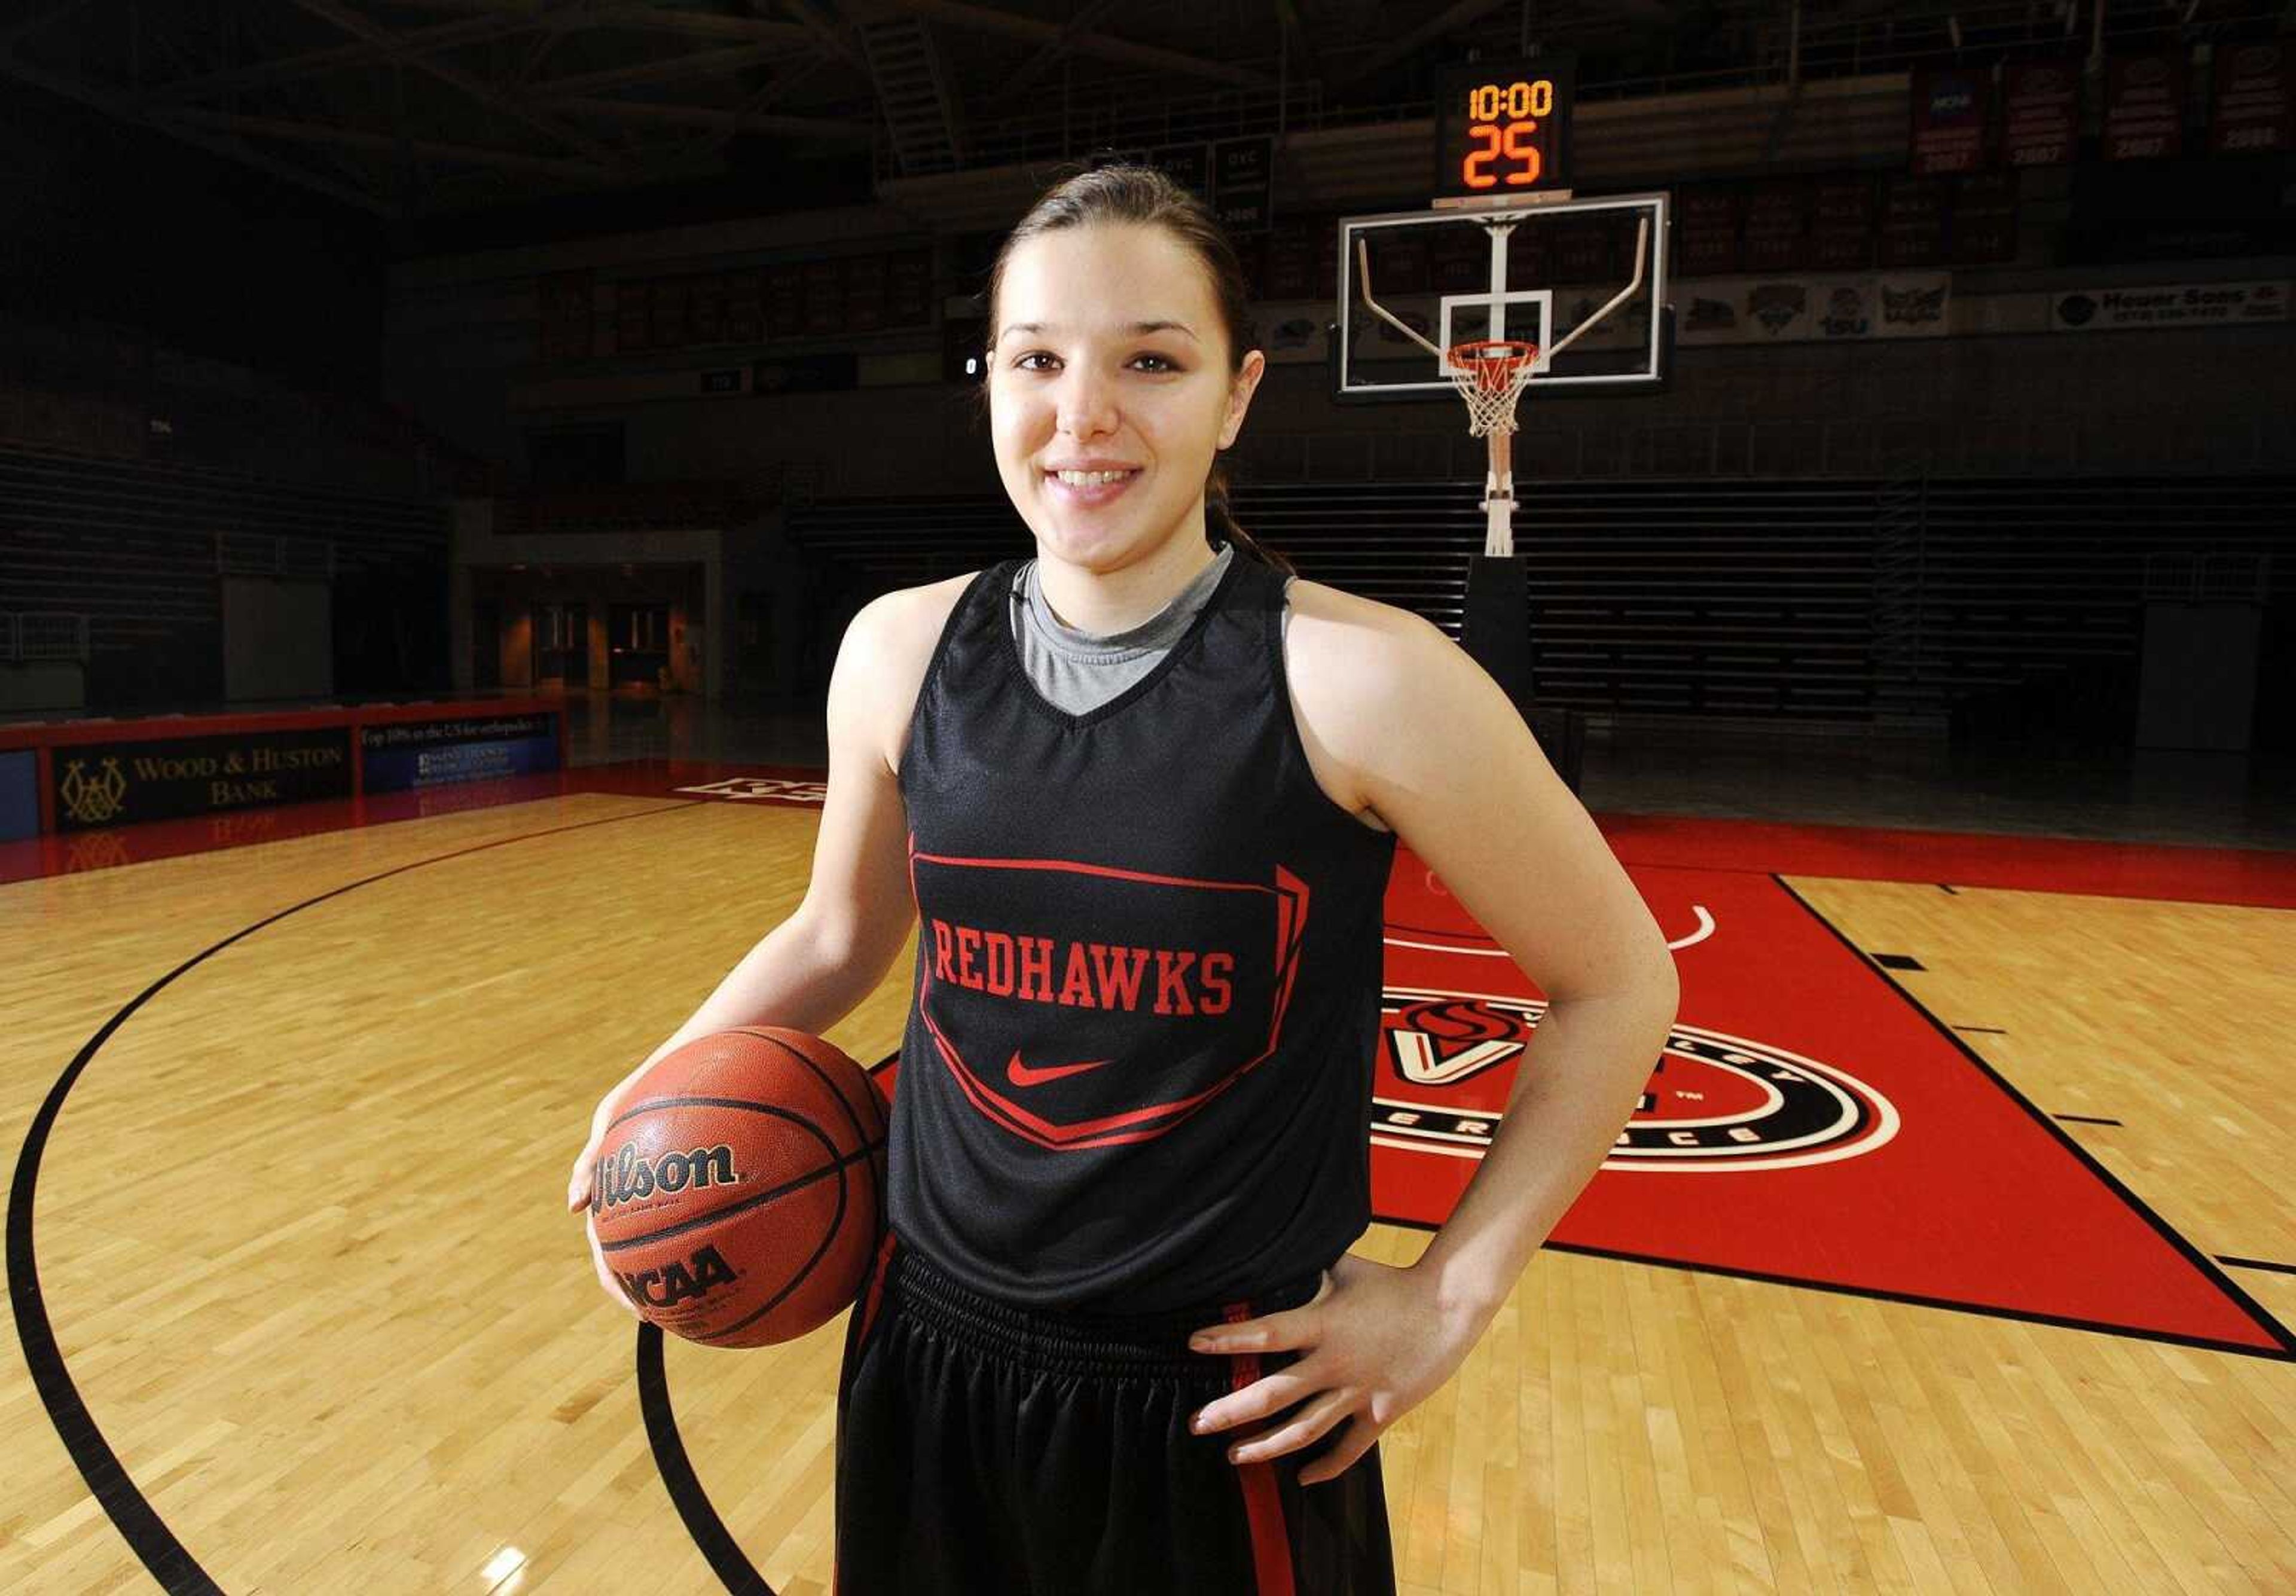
[1335,191,1671,401]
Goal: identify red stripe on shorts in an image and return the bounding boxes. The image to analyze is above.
[858,1229,898,1343]
[1224,1298,1297,1595]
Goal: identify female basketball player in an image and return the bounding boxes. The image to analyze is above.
[569,165,1678,1594]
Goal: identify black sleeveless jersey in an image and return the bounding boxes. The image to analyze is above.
[889,551,1400,1311]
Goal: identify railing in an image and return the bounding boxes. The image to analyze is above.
[492,478,772,536]
[215,531,337,581]
[783,408,2288,503]
[0,444,448,700]
[6,613,91,663]
[2141,549,2271,603]
[1235,410,2292,486]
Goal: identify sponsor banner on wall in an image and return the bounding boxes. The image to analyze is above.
[360,714,561,794]
[2050,280,2289,331]
[2004,58,2082,166]
[2210,40,2294,154]
[1674,273,1952,344]
[49,728,353,832]
[0,749,36,842]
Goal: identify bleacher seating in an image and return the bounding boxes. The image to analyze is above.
[0,441,448,706]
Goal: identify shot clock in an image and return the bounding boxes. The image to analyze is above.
[1339,46,1664,406]
[1431,53,1578,205]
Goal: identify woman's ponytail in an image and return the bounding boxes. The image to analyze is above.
[1205,460,1296,577]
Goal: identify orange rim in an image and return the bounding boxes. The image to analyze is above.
[1446,338,1541,390]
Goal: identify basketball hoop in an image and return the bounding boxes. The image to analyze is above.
[1443,338,1541,438]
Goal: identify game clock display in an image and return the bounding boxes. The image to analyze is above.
[1432,54,1577,201]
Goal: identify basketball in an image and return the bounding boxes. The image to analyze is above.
[588,1027,889,1348]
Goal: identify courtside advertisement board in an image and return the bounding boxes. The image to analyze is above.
[359,713,560,793]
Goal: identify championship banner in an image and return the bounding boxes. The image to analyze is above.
[1910,63,1995,175]
[2210,39,2294,155]
[359,713,560,794]
[2050,279,2289,332]
[0,749,36,842]
[615,280,651,354]
[49,728,353,832]
[2104,50,2188,160]
[1674,271,1951,344]
[1214,135,1274,232]
[1808,174,1877,270]
[1673,186,1744,277]
[1740,179,1813,273]
[536,270,594,362]
[1878,172,1948,267]
[2003,57,2081,166]
[1949,169,2020,264]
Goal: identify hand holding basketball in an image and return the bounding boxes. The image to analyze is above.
[582,1210,638,1316]
[567,1061,649,1213]
[575,1027,889,1347]
[568,1051,668,1315]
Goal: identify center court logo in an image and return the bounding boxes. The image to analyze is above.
[1376,985,1901,1171]
[676,776,828,805]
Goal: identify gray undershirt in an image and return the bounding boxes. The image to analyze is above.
[1009,542,1296,716]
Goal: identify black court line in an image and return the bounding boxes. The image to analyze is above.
[6,799,712,1593]
[637,1047,899,1596]
[2219,1256,2296,1277]
[1776,875,2292,1362]
[637,1322,774,1595]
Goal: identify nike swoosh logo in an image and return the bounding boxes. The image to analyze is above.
[1005,1049,1112,1087]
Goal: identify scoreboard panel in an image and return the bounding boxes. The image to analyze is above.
[1432,54,1578,204]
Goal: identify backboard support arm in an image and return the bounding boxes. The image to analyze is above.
[1352,215,1650,558]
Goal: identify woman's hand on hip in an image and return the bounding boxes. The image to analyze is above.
[1184,1252,1492,1487]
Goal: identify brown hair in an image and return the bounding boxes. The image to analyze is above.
[972,161,1295,577]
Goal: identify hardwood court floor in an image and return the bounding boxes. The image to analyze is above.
[3,787,2292,1593]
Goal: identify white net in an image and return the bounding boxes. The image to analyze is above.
[1446,341,1540,438]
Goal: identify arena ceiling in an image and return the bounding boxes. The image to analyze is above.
[0,1,2268,221]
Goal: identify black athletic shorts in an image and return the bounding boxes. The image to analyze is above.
[833,1228,1398,1595]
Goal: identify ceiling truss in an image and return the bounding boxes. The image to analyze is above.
[6,1,2214,220]
[0,0,1345,218]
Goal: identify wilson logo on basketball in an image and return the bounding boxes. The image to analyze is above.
[616,1243,738,1309]
[591,1143,738,1213]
